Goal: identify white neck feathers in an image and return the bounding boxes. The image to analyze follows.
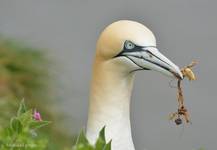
[87,57,136,150]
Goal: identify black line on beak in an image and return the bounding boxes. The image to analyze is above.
[120,54,173,75]
[125,56,150,71]
[145,50,172,68]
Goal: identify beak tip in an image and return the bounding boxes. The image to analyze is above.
[178,73,184,80]
[175,67,183,80]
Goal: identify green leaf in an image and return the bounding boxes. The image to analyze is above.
[95,126,106,150]
[19,110,33,126]
[10,117,22,134]
[95,137,106,150]
[99,126,106,142]
[29,120,50,130]
[17,99,27,117]
[0,140,3,147]
[73,144,94,150]
[5,127,13,136]
[76,129,89,145]
[103,140,112,150]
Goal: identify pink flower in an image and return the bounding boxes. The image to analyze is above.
[33,109,42,121]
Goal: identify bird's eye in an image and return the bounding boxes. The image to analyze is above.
[125,41,135,49]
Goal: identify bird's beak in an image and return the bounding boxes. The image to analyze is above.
[118,47,183,79]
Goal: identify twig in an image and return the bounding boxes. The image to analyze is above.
[169,61,197,125]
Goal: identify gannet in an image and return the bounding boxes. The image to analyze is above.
[86,20,183,150]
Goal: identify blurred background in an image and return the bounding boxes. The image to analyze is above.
[0,0,216,150]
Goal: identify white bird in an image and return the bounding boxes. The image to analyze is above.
[86,20,183,150]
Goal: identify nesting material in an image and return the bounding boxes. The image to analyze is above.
[169,61,198,125]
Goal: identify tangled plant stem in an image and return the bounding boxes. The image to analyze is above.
[170,61,198,125]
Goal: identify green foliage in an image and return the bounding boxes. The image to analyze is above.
[10,117,23,134]
[0,37,74,149]
[0,100,50,150]
[0,37,51,128]
[73,127,112,150]
[17,99,27,117]
[0,100,111,150]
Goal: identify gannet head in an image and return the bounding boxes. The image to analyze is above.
[96,20,183,79]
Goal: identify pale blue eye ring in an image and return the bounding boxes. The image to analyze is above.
[125,41,135,49]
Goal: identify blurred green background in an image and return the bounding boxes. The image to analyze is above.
[0,37,74,150]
